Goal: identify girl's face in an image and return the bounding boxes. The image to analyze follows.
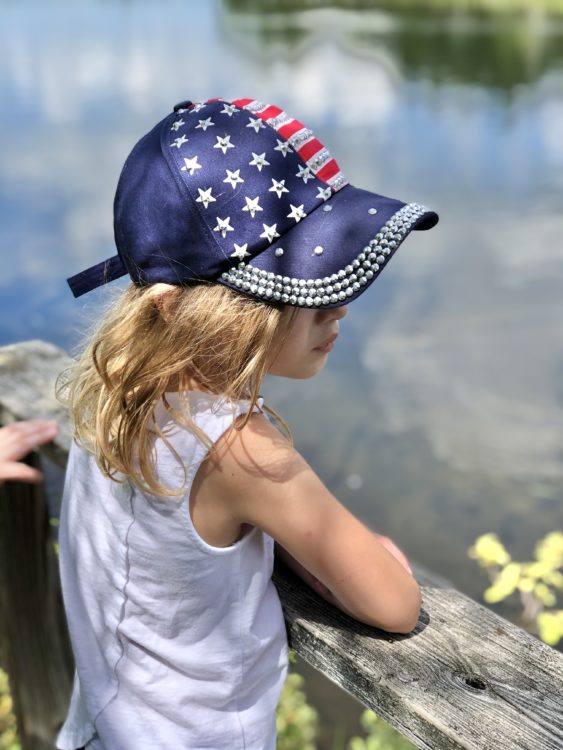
[267,305,348,379]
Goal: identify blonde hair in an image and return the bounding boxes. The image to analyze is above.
[56,282,299,497]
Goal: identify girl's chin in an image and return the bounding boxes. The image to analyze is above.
[295,359,329,379]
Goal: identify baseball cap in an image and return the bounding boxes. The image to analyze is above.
[66,97,439,308]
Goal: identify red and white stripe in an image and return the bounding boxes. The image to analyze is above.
[229,98,348,192]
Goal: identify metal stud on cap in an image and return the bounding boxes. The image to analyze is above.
[275,248,284,257]
[368,207,378,215]
[314,246,324,255]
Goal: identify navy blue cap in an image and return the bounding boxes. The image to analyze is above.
[66,97,439,307]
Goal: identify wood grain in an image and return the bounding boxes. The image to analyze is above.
[274,562,563,749]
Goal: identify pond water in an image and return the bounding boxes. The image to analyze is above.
[1,0,563,744]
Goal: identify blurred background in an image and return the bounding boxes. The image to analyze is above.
[1,0,563,746]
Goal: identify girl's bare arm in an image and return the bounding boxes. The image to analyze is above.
[274,533,414,622]
[208,413,421,634]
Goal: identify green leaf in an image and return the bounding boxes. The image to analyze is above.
[533,583,557,607]
[537,611,563,646]
[535,532,563,567]
[468,533,511,567]
[483,562,521,603]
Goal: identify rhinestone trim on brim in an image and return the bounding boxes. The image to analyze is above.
[219,202,430,307]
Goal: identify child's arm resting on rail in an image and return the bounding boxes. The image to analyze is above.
[210,413,421,634]
[274,536,415,625]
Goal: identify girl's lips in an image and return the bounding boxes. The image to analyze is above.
[314,334,338,353]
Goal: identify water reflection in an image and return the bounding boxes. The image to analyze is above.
[222,0,563,91]
[1,0,562,616]
[361,197,563,472]
[2,2,562,742]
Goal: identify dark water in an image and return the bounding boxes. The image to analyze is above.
[2,0,563,744]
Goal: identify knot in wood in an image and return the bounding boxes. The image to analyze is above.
[454,670,488,692]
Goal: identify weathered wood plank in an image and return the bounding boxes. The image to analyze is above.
[0,339,72,465]
[273,562,563,750]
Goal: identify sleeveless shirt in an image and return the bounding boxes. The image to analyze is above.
[55,391,289,750]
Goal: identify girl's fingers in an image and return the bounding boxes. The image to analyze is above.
[0,461,44,485]
[0,420,58,462]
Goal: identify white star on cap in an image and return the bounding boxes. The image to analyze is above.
[221,103,238,116]
[196,187,216,209]
[191,102,206,113]
[247,117,266,133]
[214,216,234,238]
[269,178,289,199]
[316,186,332,201]
[260,223,280,243]
[296,165,313,183]
[287,204,306,223]
[180,155,202,175]
[196,117,215,131]
[170,134,188,149]
[242,196,263,218]
[274,139,292,157]
[214,135,235,155]
[231,243,250,260]
[249,152,270,171]
[171,118,185,131]
[224,169,244,189]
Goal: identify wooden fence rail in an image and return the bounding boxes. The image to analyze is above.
[1,339,562,750]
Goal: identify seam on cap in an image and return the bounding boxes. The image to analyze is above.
[159,106,232,270]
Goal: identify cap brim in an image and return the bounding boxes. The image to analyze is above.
[217,184,438,308]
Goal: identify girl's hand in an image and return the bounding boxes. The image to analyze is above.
[0,420,59,486]
[374,534,413,575]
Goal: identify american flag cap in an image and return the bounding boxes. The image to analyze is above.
[66,97,439,307]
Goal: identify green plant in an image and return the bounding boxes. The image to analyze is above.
[347,709,417,750]
[468,531,563,645]
[0,669,20,750]
[276,654,319,750]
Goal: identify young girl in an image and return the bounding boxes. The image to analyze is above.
[56,96,439,750]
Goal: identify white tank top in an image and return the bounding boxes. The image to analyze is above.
[56,391,289,750]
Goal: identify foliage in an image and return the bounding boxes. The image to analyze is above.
[276,666,319,750]
[0,669,20,750]
[468,531,563,645]
[347,709,417,750]
[224,0,563,18]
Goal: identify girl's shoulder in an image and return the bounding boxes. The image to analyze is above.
[154,389,264,428]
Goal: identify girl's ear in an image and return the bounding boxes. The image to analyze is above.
[148,283,178,323]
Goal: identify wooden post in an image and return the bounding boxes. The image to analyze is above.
[0,454,73,750]
[0,340,75,748]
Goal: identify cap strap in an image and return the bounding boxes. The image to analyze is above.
[66,254,128,298]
